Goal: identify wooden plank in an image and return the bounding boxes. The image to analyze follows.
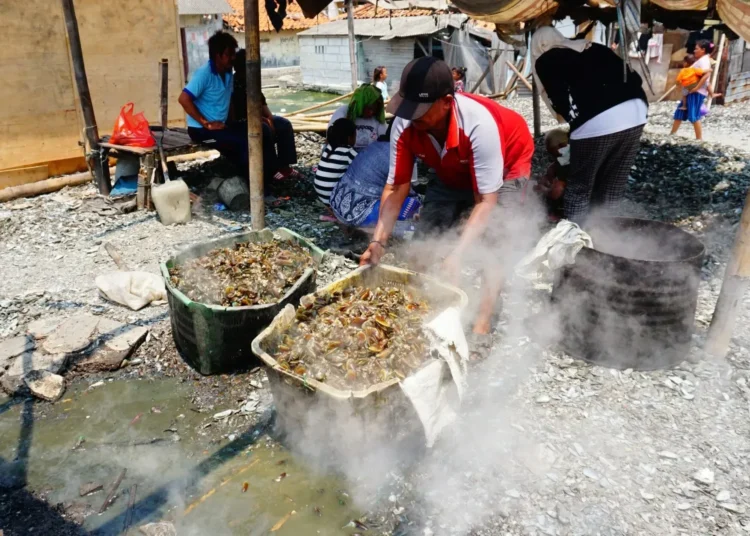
[0,0,185,172]
[0,165,49,190]
[98,142,154,155]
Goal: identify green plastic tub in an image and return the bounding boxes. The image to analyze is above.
[160,228,325,375]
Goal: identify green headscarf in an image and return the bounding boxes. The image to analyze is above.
[347,83,386,124]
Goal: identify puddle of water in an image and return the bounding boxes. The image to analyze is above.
[0,379,363,535]
[265,89,344,115]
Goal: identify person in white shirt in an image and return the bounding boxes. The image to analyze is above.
[328,84,388,151]
[373,66,388,101]
[670,40,714,141]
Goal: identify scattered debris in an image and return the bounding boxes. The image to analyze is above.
[24,370,65,402]
[692,468,715,486]
[275,472,288,482]
[270,510,295,532]
[99,469,127,514]
[79,482,103,497]
[138,522,177,536]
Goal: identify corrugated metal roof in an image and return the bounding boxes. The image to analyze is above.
[224,0,330,32]
[347,4,438,18]
[299,13,487,40]
[178,0,231,15]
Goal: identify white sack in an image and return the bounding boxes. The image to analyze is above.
[96,271,166,311]
[515,220,593,280]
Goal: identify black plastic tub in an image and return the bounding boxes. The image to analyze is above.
[161,228,325,375]
[551,218,706,370]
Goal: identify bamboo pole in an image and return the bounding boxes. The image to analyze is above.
[0,168,114,203]
[656,84,677,103]
[347,0,357,91]
[705,188,750,357]
[245,0,264,228]
[470,50,503,94]
[283,91,354,117]
[61,0,110,195]
[506,60,533,91]
[532,76,542,138]
[504,58,525,97]
[160,58,169,130]
[707,33,726,110]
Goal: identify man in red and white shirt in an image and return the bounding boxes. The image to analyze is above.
[360,57,535,349]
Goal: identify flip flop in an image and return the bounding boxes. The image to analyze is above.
[273,168,301,181]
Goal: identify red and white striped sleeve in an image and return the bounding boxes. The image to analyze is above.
[387,117,416,186]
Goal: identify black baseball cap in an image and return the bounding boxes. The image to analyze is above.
[387,57,454,120]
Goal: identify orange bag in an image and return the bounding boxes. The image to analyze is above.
[110,103,156,147]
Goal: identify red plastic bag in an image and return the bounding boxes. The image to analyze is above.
[109,103,156,147]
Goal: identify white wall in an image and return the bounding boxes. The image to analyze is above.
[299,35,354,91]
[361,38,415,96]
[233,30,301,68]
[183,16,223,80]
[299,35,416,93]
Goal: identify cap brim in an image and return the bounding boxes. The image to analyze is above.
[386,93,433,120]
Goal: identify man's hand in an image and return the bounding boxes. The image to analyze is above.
[441,253,462,287]
[360,241,385,267]
[204,121,226,131]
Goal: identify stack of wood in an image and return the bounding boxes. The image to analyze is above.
[283,92,353,133]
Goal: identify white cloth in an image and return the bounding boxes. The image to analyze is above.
[96,271,167,311]
[515,220,593,280]
[400,307,467,447]
[531,26,591,121]
[693,55,712,96]
[647,34,663,63]
[329,105,388,150]
[570,98,648,140]
[375,80,388,101]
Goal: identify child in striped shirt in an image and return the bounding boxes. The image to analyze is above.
[315,118,358,206]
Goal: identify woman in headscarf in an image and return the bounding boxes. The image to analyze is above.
[328,83,388,150]
[532,26,648,224]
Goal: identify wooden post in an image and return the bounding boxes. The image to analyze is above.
[707,33,726,110]
[160,58,169,129]
[532,75,542,138]
[61,0,110,195]
[506,60,533,91]
[705,188,750,357]
[245,0,265,229]
[346,0,358,90]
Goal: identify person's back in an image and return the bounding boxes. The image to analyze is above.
[315,119,357,206]
[534,43,646,131]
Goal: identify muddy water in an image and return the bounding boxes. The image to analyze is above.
[265,89,344,115]
[0,379,362,535]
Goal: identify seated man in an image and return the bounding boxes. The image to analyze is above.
[178,31,298,184]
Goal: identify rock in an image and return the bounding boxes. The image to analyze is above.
[659,451,679,459]
[555,504,571,525]
[716,490,731,502]
[676,502,691,511]
[43,314,99,354]
[26,317,63,340]
[583,468,600,481]
[536,395,551,404]
[76,325,148,373]
[505,489,521,498]
[213,409,233,420]
[79,482,103,497]
[0,336,34,368]
[692,468,715,486]
[0,350,67,394]
[720,503,745,514]
[138,522,177,536]
[640,490,655,501]
[24,370,65,402]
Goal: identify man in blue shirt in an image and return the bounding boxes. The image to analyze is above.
[178,31,299,183]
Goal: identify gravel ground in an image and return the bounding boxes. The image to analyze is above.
[2,97,750,535]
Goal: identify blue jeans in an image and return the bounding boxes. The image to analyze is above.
[188,116,297,182]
